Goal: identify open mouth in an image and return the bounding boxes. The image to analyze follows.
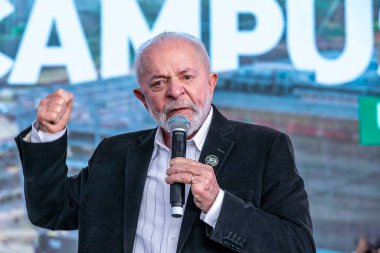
[167,107,191,117]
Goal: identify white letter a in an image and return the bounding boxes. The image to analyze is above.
[9,0,97,85]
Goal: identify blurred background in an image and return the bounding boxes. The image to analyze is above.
[0,0,379,252]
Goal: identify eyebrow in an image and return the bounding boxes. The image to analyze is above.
[149,74,170,80]
[178,68,198,75]
[148,68,199,82]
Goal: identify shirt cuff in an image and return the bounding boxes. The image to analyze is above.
[26,120,67,143]
[200,189,225,228]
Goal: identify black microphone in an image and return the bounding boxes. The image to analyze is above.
[168,114,190,218]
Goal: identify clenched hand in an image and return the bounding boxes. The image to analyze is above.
[37,89,74,134]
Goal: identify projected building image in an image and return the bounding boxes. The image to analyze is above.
[0,1,379,252]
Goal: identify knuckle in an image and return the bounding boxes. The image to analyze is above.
[37,106,44,114]
[38,111,50,121]
[39,98,47,105]
[56,88,65,95]
[48,105,60,114]
[59,104,68,113]
[55,97,65,105]
[46,111,58,121]
[38,102,48,110]
[206,170,214,178]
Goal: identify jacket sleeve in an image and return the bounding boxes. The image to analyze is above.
[209,132,316,253]
[14,127,106,230]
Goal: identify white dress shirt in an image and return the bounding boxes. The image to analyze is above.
[28,107,225,253]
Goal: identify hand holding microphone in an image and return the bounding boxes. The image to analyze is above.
[167,114,190,218]
[166,114,220,217]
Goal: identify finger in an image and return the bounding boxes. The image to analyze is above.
[167,162,191,175]
[170,157,201,166]
[39,121,58,131]
[190,175,201,185]
[165,172,193,184]
[166,173,192,184]
[167,166,198,178]
[36,119,64,133]
[45,103,68,117]
[38,102,66,128]
[38,110,60,124]
[166,174,178,184]
[191,184,220,213]
[46,90,73,114]
[170,157,214,171]
[39,102,68,121]
[56,89,74,104]
[167,162,205,175]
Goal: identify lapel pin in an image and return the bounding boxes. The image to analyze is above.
[205,155,218,167]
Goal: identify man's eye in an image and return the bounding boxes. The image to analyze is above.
[183,75,193,80]
[151,81,163,87]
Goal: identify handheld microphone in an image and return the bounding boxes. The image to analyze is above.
[168,114,190,218]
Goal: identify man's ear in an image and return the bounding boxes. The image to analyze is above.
[133,88,148,110]
[208,73,218,95]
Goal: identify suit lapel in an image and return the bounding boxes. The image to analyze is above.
[177,106,235,252]
[123,130,155,253]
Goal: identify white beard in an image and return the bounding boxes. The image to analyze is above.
[148,94,211,136]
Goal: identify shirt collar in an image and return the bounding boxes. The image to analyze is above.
[191,106,213,151]
[152,107,214,156]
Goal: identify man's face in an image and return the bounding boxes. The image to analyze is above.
[134,39,218,135]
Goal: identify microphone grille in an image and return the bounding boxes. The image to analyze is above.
[168,114,190,132]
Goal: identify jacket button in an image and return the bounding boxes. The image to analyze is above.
[222,238,230,246]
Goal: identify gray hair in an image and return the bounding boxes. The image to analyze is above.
[134,31,210,84]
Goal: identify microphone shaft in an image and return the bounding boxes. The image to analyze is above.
[170,130,186,218]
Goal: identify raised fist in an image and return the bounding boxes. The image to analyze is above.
[36,89,74,134]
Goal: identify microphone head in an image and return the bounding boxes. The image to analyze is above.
[168,114,190,132]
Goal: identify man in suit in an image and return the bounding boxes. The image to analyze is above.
[15,32,316,252]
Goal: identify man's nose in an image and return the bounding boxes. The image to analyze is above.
[166,79,185,99]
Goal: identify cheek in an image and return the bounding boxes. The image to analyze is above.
[193,88,210,105]
[145,96,165,112]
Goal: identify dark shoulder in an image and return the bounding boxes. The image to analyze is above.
[108,128,155,141]
[99,128,156,149]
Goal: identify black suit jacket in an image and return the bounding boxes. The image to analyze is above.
[15,106,315,253]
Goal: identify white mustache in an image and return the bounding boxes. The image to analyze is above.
[162,100,198,117]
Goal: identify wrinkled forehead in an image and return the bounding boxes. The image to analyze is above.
[140,39,206,78]
[143,38,199,63]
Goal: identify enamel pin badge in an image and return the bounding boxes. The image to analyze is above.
[205,155,218,167]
